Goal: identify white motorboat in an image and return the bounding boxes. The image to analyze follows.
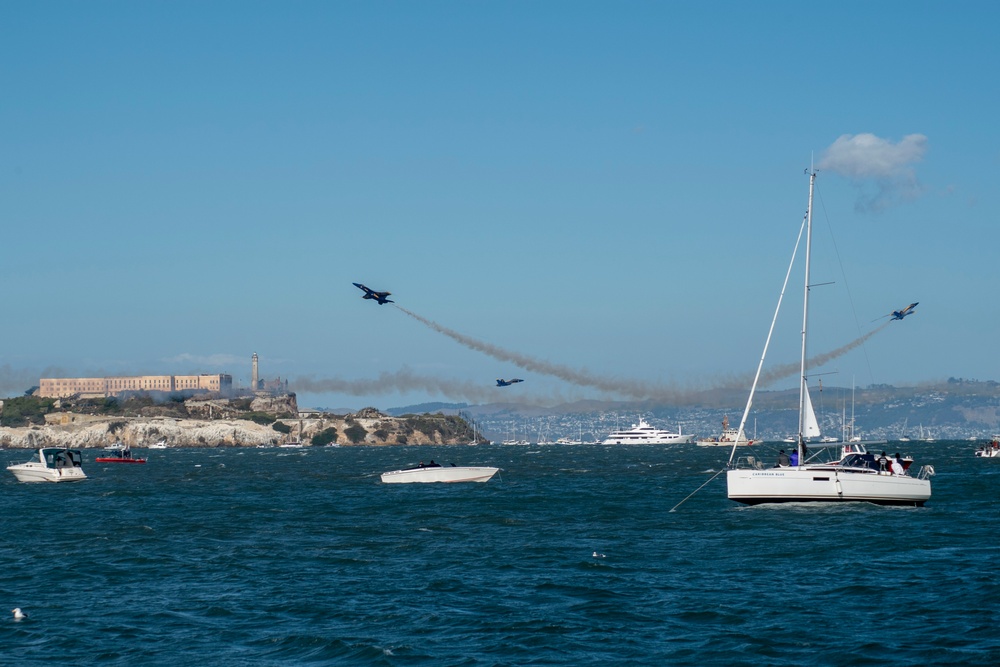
[725,170,933,506]
[602,418,695,445]
[148,439,168,449]
[380,463,499,484]
[975,436,1000,458]
[7,448,88,483]
[697,415,754,447]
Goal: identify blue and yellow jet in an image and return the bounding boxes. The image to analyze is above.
[353,283,393,305]
[891,302,919,320]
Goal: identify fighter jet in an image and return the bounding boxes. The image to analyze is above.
[353,283,393,305]
[872,302,919,322]
[891,302,919,320]
[496,378,524,387]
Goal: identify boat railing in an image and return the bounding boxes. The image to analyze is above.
[733,455,764,470]
[917,464,936,480]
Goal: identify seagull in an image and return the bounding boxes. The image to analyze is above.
[12,608,27,620]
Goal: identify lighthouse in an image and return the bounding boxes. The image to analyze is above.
[251,352,259,391]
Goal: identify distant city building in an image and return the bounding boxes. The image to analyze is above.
[38,374,233,399]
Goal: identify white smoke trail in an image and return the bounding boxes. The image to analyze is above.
[395,306,679,400]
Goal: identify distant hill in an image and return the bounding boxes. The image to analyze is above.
[453,378,1000,442]
[385,402,469,416]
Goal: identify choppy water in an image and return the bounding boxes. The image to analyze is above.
[2,441,998,665]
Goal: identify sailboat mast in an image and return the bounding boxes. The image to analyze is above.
[798,170,817,463]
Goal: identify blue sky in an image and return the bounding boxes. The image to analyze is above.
[2,1,998,411]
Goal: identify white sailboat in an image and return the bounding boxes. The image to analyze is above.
[899,418,912,442]
[725,170,934,506]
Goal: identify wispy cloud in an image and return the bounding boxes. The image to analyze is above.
[163,353,247,368]
[819,133,928,212]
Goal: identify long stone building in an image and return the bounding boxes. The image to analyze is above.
[39,374,233,399]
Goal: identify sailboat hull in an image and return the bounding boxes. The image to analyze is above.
[727,468,931,506]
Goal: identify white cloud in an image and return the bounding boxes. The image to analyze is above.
[818,133,928,212]
[163,353,247,368]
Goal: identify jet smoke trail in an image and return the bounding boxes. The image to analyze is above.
[394,306,683,401]
[291,368,571,407]
[755,321,892,387]
[0,365,68,395]
[395,305,892,400]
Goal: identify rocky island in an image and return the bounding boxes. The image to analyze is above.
[0,393,483,449]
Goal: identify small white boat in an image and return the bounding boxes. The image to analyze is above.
[975,436,1000,458]
[148,439,168,449]
[696,415,755,447]
[7,448,88,483]
[380,462,499,484]
[602,418,695,445]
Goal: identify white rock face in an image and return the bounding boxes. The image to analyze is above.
[0,417,282,449]
[0,402,473,448]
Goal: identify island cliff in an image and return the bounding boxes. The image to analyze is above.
[0,394,481,448]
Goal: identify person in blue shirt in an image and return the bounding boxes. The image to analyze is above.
[789,449,799,466]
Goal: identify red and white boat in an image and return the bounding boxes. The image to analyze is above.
[95,443,146,464]
[975,435,1000,458]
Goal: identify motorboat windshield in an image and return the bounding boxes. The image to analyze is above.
[43,448,84,469]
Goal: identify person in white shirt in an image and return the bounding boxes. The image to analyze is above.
[890,453,905,476]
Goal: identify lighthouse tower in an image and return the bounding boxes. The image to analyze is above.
[251,352,259,391]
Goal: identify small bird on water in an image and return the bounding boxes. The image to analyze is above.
[12,607,27,620]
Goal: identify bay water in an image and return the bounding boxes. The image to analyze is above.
[2,440,997,665]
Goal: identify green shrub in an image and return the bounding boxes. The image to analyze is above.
[240,412,276,425]
[0,396,56,427]
[344,423,368,444]
[312,428,338,446]
[272,421,292,434]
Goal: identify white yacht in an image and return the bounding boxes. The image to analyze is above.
[725,170,933,506]
[602,418,695,445]
[7,448,88,483]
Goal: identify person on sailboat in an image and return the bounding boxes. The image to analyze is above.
[878,452,890,472]
[789,450,799,466]
[776,450,790,467]
[890,454,905,476]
